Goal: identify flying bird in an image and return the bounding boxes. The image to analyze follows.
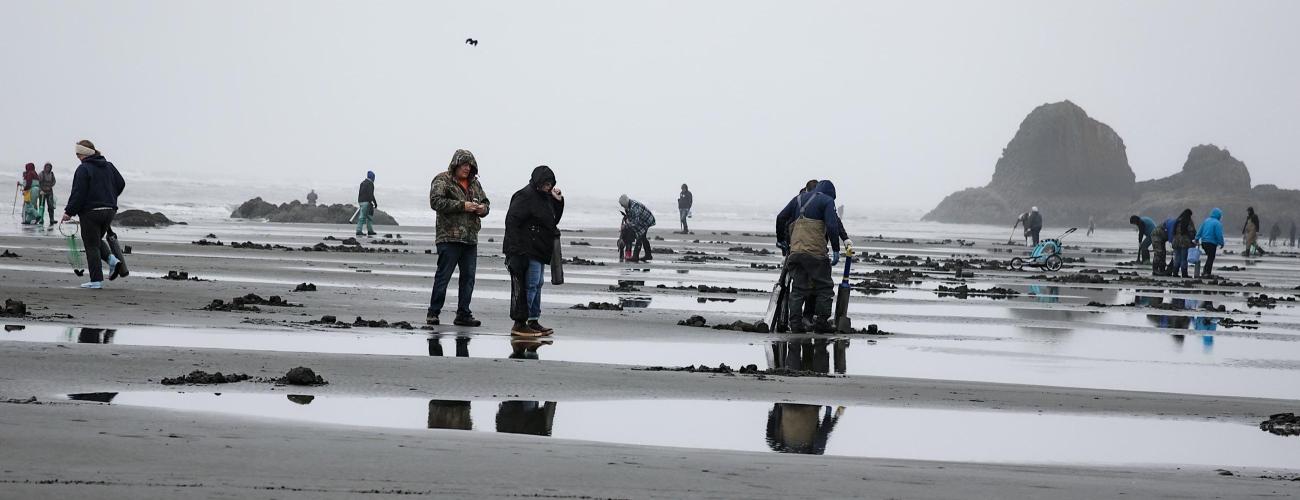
[465,38,478,46]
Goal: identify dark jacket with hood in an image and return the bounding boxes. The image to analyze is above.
[775,180,847,253]
[1027,211,1043,231]
[22,164,38,190]
[358,178,376,205]
[430,159,490,245]
[1172,210,1196,249]
[64,155,125,216]
[504,166,564,263]
[678,189,693,210]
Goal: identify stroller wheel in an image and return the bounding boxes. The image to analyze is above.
[1009,257,1025,271]
[1045,254,1064,272]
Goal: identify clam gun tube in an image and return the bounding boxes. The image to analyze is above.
[834,242,854,333]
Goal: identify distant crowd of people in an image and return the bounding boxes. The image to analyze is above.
[1128,206,1295,279]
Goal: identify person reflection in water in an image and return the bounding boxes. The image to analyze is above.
[427,400,473,431]
[76,328,116,344]
[765,403,844,455]
[509,339,551,360]
[496,401,557,436]
[427,334,471,357]
[769,338,848,374]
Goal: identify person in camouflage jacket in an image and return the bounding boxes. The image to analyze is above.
[427,149,490,326]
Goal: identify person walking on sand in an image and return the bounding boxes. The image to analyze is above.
[1197,208,1225,278]
[1026,207,1043,246]
[677,184,693,234]
[1087,216,1095,237]
[60,140,125,289]
[775,180,851,334]
[619,195,656,262]
[1169,209,1196,278]
[1269,222,1281,247]
[356,171,378,237]
[306,189,317,206]
[1242,207,1263,257]
[426,149,490,327]
[1151,217,1169,276]
[1290,221,1297,248]
[504,166,564,337]
[38,163,56,226]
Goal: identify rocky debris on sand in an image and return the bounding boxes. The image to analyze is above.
[712,320,769,333]
[568,240,591,246]
[1090,248,1126,254]
[275,366,328,386]
[115,209,179,227]
[2,299,27,317]
[850,280,897,295]
[935,285,1020,299]
[382,233,402,239]
[204,294,301,312]
[571,302,623,311]
[697,297,737,304]
[4,396,39,404]
[162,270,206,281]
[191,239,224,246]
[727,246,774,256]
[654,284,765,294]
[1218,318,1261,329]
[619,297,652,308]
[293,283,317,292]
[306,242,410,254]
[0,250,19,258]
[678,315,709,327]
[856,268,926,285]
[370,239,408,246]
[848,324,888,335]
[609,283,641,292]
[231,241,295,251]
[323,236,362,245]
[563,256,603,266]
[679,255,731,263]
[638,363,833,378]
[1030,273,1108,284]
[1259,413,1300,436]
[310,316,414,330]
[204,233,218,239]
[161,370,252,385]
[1247,294,1294,309]
[231,197,399,225]
[653,247,677,254]
[749,263,781,270]
[1076,268,1137,276]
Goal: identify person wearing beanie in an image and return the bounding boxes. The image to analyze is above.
[61,140,127,289]
[426,149,490,327]
[618,194,656,262]
[356,171,378,236]
[503,165,564,336]
[38,162,57,226]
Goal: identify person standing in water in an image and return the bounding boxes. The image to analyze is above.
[426,149,490,327]
[775,180,850,334]
[306,189,318,206]
[676,184,693,234]
[61,140,126,289]
[1087,216,1095,237]
[356,171,378,237]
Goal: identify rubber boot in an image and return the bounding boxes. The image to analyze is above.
[105,233,129,280]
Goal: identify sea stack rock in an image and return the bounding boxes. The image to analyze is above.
[925,101,1135,225]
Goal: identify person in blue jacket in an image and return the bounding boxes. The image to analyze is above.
[775,180,851,333]
[1197,208,1225,278]
[1129,215,1155,263]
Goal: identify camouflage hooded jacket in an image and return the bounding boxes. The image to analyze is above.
[430,149,490,245]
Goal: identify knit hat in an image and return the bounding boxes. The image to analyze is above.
[75,140,97,157]
[367,171,376,181]
[618,194,629,208]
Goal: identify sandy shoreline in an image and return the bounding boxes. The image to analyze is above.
[2,222,1299,498]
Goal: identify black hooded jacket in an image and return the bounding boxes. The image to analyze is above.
[503,166,565,262]
[65,155,125,216]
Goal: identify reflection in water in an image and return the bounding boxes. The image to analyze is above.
[287,395,315,405]
[1027,285,1060,304]
[765,403,844,455]
[3,325,24,332]
[427,335,471,357]
[496,401,557,436]
[68,392,118,403]
[768,339,849,374]
[509,339,551,360]
[1140,297,1218,352]
[76,328,116,344]
[427,400,473,430]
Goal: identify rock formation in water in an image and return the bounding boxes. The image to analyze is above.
[231,197,399,226]
[926,102,1300,229]
[115,209,179,227]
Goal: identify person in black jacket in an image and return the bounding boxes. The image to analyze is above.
[677,184,693,234]
[503,166,564,337]
[61,140,126,289]
[356,171,378,237]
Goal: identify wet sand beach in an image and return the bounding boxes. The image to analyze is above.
[2,221,1299,498]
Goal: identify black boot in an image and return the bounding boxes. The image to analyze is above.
[453,314,481,327]
[812,316,835,334]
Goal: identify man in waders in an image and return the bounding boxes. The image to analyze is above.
[775,180,850,334]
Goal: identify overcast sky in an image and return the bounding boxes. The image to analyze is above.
[2,0,1297,210]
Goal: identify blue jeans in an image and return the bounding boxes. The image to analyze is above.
[428,242,478,318]
[356,202,375,235]
[525,258,544,320]
[1170,247,1189,276]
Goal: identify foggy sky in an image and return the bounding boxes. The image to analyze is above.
[2,0,1297,210]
